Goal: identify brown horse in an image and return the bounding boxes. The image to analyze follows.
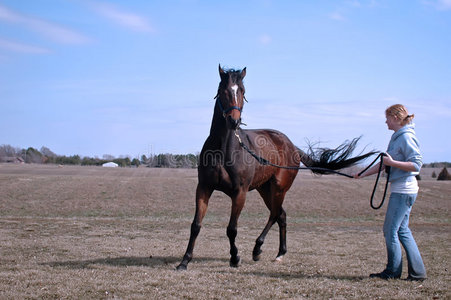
[176,65,374,270]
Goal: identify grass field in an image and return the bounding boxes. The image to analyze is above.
[0,163,449,299]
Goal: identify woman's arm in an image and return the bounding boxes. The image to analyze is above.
[353,164,381,179]
[382,153,418,172]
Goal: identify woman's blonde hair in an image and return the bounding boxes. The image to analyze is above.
[385,104,414,126]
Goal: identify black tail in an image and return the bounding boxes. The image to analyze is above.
[298,137,376,175]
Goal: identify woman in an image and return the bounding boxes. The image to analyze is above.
[354,104,426,281]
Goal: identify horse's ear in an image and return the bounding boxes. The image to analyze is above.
[219,64,226,79]
[241,67,246,79]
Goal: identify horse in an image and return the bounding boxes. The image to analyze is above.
[176,65,375,270]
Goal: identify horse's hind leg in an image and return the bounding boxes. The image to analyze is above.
[176,184,212,271]
[253,183,287,261]
[252,207,286,261]
[275,207,287,261]
[252,212,278,261]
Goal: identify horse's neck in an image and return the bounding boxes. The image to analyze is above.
[209,106,226,135]
[209,109,235,150]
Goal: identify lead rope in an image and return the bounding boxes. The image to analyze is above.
[357,153,391,210]
[235,130,389,209]
[234,130,354,178]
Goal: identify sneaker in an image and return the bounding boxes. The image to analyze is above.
[406,276,426,282]
[369,272,400,280]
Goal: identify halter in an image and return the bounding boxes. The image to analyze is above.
[216,97,242,117]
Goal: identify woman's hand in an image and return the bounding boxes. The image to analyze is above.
[382,152,394,167]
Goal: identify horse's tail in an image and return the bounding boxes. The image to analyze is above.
[297,136,376,174]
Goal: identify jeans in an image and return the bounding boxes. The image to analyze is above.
[382,193,426,279]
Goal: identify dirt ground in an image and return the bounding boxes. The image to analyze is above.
[0,163,449,299]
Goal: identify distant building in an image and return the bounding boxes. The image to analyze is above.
[0,157,24,164]
[102,162,118,168]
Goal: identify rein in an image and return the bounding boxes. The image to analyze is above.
[357,153,391,210]
[234,130,390,209]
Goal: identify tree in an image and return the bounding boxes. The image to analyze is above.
[24,147,43,164]
[40,146,56,157]
[54,155,81,165]
[131,158,140,167]
[0,144,19,158]
[114,157,131,167]
[437,167,451,181]
[103,154,115,161]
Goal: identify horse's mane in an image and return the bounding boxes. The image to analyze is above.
[221,68,244,83]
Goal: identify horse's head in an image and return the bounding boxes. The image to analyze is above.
[215,64,246,130]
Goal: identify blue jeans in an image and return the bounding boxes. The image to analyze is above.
[382,193,426,279]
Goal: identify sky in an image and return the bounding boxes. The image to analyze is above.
[0,0,450,163]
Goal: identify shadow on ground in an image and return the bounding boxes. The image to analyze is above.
[240,270,367,281]
[42,256,229,269]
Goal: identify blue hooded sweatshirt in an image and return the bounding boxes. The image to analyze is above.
[386,123,422,183]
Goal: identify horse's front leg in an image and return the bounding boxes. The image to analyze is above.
[176,184,213,271]
[227,190,246,267]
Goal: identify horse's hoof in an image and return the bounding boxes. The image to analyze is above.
[274,255,284,262]
[252,251,261,261]
[176,264,187,271]
[230,256,241,268]
[252,249,262,261]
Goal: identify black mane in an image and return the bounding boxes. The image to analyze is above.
[220,68,244,83]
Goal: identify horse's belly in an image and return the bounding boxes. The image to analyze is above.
[198,164,235,191]
[248,166,273,190]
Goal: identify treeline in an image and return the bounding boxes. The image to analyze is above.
[2,144,448,170]
[423,162,451,168]
[143,153,198,168]
[0,144,198,168]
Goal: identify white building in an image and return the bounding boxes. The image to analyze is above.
[102,162,118,168]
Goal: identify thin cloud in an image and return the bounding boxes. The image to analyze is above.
[437,0,451,10]
[259,34,272,45]
[328,11,347,21]
[0,5,19,22]
[0,38,50,54]
[346,0,362,7]
[91,2,155,33]
[0,4,90,44]
[422,0,451,10]
[31,20,90,44]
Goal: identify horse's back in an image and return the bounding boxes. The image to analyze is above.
[243,128,299,160]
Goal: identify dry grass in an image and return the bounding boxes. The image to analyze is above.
[0,163,449,299]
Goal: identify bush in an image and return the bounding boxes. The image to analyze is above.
[437,167,451,181]
[131,158,140,167]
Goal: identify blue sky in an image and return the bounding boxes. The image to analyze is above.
[0,0,450,162]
